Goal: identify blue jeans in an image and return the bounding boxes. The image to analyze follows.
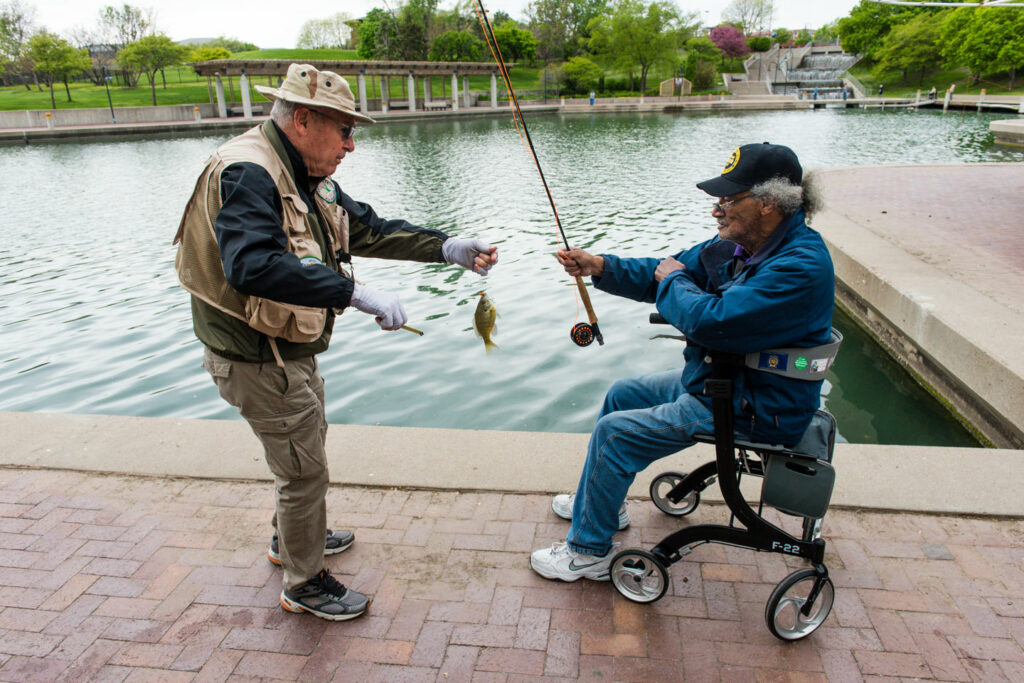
[568,369,715,556]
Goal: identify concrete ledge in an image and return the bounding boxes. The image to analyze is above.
[2,411,1022,518]
[813,165,1024,448]
[992,118,1024,146]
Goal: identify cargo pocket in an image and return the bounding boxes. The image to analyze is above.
[249,408,326,482]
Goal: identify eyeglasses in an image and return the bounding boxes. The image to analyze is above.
[310,109,355,140]
[714,192,752,213]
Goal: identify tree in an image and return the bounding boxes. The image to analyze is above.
[722,0,774,34]
[709,24,749,67]
[99,4,153,86]
[428,30,484,62]
[118,34,189,105]
[683,35,720,88]
[297,13,352,49]
[747,36,771,52]
[27,30,92,107]
[190,46,230,62]
[995,11,1024,89]
[814,22,839,44]
[587,0,684,94]
[873,11,942,85]
[527,0,608,61]
[772,27,791,46]
[0,0,35,88]
[562,55,602,93]
[206,36,258,53]
[836,0,915,61]
[358,7,398,59]
[794,28,812,46]
[941,7,1024,89]
[493,20,538,64]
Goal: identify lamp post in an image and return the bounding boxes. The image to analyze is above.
[102,65,116,123]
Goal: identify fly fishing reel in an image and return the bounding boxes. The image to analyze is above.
[571,321,604,347]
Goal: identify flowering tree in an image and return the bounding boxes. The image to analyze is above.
[709,24,749,66]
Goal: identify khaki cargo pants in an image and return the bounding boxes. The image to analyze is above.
[203,347,328,590]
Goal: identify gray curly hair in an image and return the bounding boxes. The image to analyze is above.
[750,170,823,218]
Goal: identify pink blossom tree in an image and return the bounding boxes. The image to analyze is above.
[709,24,750,67]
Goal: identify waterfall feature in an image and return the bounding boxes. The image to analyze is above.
[751,46,861,99]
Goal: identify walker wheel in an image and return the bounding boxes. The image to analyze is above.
[570,323,595,346]
[650,471,700,516]
[765,569,835,641]
[610,549,669,604]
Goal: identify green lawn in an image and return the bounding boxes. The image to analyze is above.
[848,63,1024,97]
[0,61,544,111]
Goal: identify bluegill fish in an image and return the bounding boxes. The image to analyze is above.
[473,291,498,353]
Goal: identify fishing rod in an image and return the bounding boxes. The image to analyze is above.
[474,0,604,347]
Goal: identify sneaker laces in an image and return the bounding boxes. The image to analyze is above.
[311,569,347,599]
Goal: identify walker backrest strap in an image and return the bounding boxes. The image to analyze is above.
[744,328,843,381]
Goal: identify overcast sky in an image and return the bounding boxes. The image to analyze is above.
[33,1,860,50]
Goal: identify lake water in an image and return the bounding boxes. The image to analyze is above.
[2,108,1016,446]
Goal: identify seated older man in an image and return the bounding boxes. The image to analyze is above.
[531,143,834,581]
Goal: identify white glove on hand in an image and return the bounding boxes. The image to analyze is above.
[350,283,408,331]
[442,237,494,276]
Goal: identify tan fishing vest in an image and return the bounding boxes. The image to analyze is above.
[173,123,350,364]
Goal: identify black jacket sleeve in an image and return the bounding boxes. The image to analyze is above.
[215,162,354,309]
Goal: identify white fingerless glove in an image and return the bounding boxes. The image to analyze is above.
[350,283,408,331]
[442,237,493,275]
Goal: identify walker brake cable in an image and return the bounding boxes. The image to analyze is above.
[474,0,604,347]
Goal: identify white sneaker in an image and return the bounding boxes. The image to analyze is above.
[551,493,630,530]
[530,541,620,582]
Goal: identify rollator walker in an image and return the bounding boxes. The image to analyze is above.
[609,315,843,642]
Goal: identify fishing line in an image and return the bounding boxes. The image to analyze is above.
[475,0,604,347]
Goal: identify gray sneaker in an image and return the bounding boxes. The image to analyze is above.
[551,493,630,530]
[268,529,354,566]
[280,569,369,621]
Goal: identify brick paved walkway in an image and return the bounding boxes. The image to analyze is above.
[1,468,1022,682]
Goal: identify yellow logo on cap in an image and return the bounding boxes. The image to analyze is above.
[722,148,740,174]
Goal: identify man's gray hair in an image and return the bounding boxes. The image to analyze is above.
[750,171,823,218]
[270,98,299,128]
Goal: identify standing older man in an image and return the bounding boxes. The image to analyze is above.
[531,142,834,581]
[174,64,497,620]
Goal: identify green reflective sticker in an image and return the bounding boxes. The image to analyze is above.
[794,356,808,370]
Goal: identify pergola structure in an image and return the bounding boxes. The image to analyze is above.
[189,59,508,119]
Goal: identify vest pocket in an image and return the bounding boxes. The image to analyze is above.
[245,296,326,343]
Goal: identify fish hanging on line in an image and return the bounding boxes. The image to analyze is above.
[473,291,498,354]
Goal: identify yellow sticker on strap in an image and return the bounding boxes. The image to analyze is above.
[722,147,741,174]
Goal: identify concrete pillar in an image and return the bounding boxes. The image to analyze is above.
[1018,96,1024,114]
[451,73,459,112]
[463,75,470,108]
[45,112,54,129]
[423,77,432,105]
[978,89,986,112]
[239,69,252,119]
[214,75,227,118]
[408,72,417,112]
[382,77,390,112]
[490,73,497,108]
[357,72,368,114]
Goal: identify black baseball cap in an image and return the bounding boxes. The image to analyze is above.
[697,142,802,197]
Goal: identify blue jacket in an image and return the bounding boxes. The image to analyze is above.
[594,209,834,445]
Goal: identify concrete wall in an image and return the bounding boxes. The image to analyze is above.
[0,103,219,128]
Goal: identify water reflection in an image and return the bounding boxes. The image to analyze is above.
[1,109,1011,443]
